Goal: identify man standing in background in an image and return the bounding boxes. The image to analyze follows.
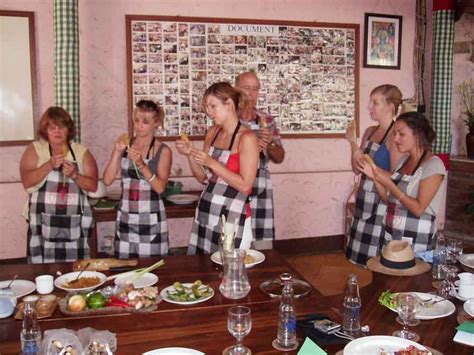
[236,71,285,248]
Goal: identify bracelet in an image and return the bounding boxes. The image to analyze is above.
[147,173,156,183]
[397,192,405,201]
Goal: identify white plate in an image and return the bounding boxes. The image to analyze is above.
[166,194,199,205]
[211,249,265,268]
[456,293,474,302]
[160,283,214,305]
[464,299,474,317]
[0,280,35,299]
[143,348,204,355]
[114,272,158,288]
[460,254,474,269]
[344,335,431,355]
[387,292,455,320]
[54,271,106,292]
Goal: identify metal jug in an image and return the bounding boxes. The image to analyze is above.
[219,249,251,299]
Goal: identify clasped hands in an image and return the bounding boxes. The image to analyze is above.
[50,153,78,179]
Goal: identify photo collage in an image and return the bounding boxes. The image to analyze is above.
[129,19,358,136]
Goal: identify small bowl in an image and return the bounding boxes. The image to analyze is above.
[88,181,107,199]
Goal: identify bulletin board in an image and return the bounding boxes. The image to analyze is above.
[126,15,359,139]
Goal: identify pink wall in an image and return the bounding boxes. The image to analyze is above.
[0,0,418,259]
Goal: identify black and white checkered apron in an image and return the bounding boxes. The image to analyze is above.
[345,126,393,266]
[28,143,92,263]
[240,114,275,241]
[383,152,435,252]
[115,140,169,258]
[188,123,249,254]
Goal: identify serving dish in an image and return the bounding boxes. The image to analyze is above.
[54,271,107,292]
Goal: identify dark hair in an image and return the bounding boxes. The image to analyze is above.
[38,107,76,141]
[397,112,436,148]
[203,82,245,112]
[134,100,164,123]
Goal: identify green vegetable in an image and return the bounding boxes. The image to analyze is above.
[378,290,398,310]
[87,292,106,309]
[166,281,212,302]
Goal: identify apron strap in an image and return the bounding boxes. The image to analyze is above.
[379,120,394,144]
[210,121,241,151]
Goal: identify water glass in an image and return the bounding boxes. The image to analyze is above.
[447,239,463,264]
[393,293,421,342]
[223,306,252,355]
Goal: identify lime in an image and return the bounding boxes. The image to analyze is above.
[86,292,106,309]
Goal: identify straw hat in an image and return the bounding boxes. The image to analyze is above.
[367,240,431,276]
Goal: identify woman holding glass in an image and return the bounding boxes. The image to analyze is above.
[103,100,171,258]
[175,82,259,254]
[345,84,403,266]
[19,107,98,263]
[361,112,446,252]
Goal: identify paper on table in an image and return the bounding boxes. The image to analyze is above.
[297,337,327,355]
[453,330,474,346]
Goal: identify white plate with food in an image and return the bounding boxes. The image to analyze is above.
[0,280,35,298]
[166,194,199,205]
[143,348,204,355]
[460,254,474,269]
[54,271,106,292]
[343,335,431,355]
[114,272,158,289]
[160,281,214,305]
[383,292,455,320]
[211,249,265,268]
[464,299,474,317]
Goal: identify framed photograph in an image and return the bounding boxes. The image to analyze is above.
[363,13,402,69]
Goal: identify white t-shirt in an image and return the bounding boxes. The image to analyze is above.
[395,155,447,215]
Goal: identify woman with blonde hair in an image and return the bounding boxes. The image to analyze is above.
[345,84,403,266]
[20,107,98,263]
[103,100,171,258]
[176,82,259,254]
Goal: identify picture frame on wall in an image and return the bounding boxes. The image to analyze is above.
[363,13,402,69]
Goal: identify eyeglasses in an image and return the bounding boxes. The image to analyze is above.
[136,100,159,112]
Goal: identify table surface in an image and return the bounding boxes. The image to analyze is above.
[0,251,472,354]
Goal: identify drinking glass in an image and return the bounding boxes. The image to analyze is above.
[438,265,457,300]
[447,239,463,264]
[393,293,421,342]
[223,306,252,355]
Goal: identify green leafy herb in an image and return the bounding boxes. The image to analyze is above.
[378,290,398,310]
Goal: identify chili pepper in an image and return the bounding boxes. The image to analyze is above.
[106,296,131,308]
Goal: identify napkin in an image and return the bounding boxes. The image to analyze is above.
[453,321,474,347]
[298,337,327,355]
[456,321,474,334]
[415,250,434,263]
[297,314,349,345]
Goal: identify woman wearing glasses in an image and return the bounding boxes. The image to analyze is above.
[176,82,259,254]
[104,100,172,258]
[19,107,99,263]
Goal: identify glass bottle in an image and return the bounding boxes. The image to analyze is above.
[219,249,250,299]
[342,273,361,335]
[20,295,42,355]
[432,230,447,280]
[273,273,298,351]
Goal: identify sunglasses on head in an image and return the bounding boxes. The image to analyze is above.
[136,100,159,112]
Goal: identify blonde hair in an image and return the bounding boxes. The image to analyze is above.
[371,84,403,116]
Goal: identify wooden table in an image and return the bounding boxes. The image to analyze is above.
[90,191,201,257]
[0,251,472,354]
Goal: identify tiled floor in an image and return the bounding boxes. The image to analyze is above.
[285,251,373,296]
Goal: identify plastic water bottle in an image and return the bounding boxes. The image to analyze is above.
[20,296,41,355]
[273,273,298,351]
[432,230,447,280]
[342,273,361,335]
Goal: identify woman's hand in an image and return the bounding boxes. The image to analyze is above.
[353,150,366,172]
[114,135,128,153]
[190,147,213,167]
[62,160,78,179]
[258,128,272,151]
[49,154,64,170]
[127,147,144,167]
[175,140,193,156]
[345,121,357,143]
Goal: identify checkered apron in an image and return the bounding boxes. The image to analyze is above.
[188,124,249,254]
[383,153,435,253]
[345,127,392,266]
[28,144,92,263]
[240,113,275,240]
[115,142,169,258]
